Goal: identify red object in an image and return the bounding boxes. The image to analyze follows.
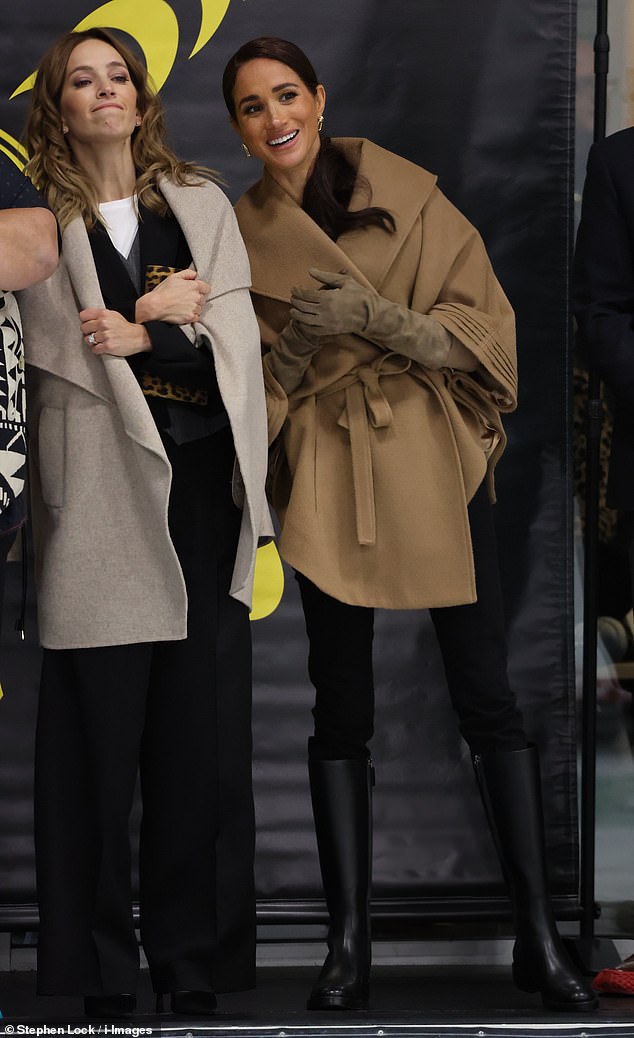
[593,968,634,995]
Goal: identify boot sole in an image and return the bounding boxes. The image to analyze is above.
[541,995,599,1012]
[307,993,369,1011]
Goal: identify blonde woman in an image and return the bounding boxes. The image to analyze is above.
[19,27,271,1019]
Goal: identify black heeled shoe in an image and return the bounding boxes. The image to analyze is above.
[84,994,136,1018]
[169,990,217,1016]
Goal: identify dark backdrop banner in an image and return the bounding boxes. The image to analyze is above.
[0,0,578,922]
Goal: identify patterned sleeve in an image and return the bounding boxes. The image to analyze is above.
[0,289,27,532]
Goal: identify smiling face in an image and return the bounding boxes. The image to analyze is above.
[232,58,325,191]
[60,37,139,150]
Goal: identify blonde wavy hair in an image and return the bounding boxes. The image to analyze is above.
[25,27,212,231]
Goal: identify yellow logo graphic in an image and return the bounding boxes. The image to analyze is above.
[190,0,232,57]
[11,0,233,96]
[1,0,286,620]
[0,128,27,170]
[250,540,285,621]
[6,0,235,141]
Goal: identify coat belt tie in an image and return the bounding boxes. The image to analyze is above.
[319,354,411,546]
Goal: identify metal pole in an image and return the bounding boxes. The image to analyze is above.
[579,0,609,947]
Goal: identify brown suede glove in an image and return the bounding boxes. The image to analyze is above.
[268,319,323,394]
[290,268,476,371]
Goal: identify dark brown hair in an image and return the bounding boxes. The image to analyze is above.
[223,37,395,241]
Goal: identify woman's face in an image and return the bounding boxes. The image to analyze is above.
[60,38,139,150]
[232,58,325,184]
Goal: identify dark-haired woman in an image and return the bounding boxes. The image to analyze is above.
[17,28,271,1018]
[222,37,596,1014]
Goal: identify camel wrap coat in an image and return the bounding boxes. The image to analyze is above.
[18,177,273,649]
[235,138,517,610]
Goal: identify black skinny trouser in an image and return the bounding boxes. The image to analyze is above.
[296,481,527,761]
[34,426,255,996]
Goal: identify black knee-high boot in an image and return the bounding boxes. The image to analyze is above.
[473,745,597,1011]
[307,758,373,1011]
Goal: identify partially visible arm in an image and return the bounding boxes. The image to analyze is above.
[290,268,477,372]
[79,307,151,357]
[135,268,208,326]
[132,269,214,372]
[574,140,634,405]
[265,319,323,393]
[0,206,58,291]
[0,155,58,289]
[82,270,213,367]
[408,189,517,409]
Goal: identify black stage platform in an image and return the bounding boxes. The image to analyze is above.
[2,966,634,1038]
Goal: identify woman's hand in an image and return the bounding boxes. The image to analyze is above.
[79,308,151,357]
[291,268,473,371]
[268,320,323,394]
[135,269,211,325]
[290,268,376,336]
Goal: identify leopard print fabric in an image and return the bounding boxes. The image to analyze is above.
[140,372,208,406]
[145,264,178,292]
[573,366,618,544]
[140,265,209,406]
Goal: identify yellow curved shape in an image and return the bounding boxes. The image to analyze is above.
[11,0,179,99]
[0,130,28,161]
[250,541,285,621]
[0,143,24,170]
[9,74,35,100]
[189,0,232,58]
[0,130,28,169]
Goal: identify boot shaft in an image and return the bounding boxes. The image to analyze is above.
[308,758,373,923]
[473,744,554,918]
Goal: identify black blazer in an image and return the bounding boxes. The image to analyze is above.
[574,127,634,509]
[88,203,225,429]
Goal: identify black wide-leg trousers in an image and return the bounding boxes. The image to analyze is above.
[297,481,527,761]
[35,426,255,996]
[0,528,17,642]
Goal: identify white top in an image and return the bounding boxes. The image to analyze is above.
[98,195,138,258]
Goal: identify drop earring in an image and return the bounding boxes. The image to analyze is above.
[242,142,251,158]
[317,113,324,133]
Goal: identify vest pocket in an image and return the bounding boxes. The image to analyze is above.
[38,406,65,509]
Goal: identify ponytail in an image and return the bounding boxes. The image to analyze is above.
[303,136,396,241]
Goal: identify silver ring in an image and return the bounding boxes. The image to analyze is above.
[87,333,96,346]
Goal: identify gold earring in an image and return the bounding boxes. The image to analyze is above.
[317,113,324,133]
[135,116,142,127]
[242,142,251,158]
